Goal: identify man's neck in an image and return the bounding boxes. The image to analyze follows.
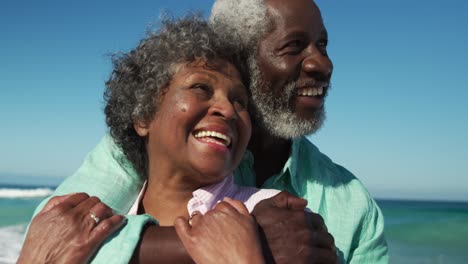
[248,128,292,187]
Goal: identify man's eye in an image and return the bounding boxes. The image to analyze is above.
[282,39,306,55]
[287,40,304,48]
[317,39,328,48]
[316,39,328,55]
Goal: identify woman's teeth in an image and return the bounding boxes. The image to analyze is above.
[194,131,231,147]
[296,87,324,96]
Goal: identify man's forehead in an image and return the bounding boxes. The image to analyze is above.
[265,0,322,22]
[263,0,325,37]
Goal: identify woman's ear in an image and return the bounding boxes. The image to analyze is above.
[134,120,149,137]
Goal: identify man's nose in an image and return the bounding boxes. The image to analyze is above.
[302,46,333,79]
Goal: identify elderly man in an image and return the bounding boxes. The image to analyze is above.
[33,0,388,263]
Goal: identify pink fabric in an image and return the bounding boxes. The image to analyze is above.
[128,175,280,216]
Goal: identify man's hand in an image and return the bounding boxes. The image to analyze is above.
[18,193,126,264]
[252,191,337,264]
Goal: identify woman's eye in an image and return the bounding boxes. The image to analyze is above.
[190,83,213,99]
[192,83,212,93]
[233,98,248,112]
[192,83,209,91]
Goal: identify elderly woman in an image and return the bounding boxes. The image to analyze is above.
[19,15,284,264]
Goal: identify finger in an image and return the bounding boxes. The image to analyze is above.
[284,192,308,210]
[271,191,307,210]
[174,216,192,246]
[42,193,77,213]
[311,230,335,250]
[89,202,113,223]
[89,215,126,244]
[308,247,338,264]
[42,193,90,216]
[223,197,249,215]
[189,211,202,226]
[73,196,101,214]
[305,211,328,232]
[213,201,240,216]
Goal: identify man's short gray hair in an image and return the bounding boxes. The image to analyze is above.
[209,0,272,55]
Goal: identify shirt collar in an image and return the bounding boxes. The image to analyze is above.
[187,174,236,215]
[128,175,237,216]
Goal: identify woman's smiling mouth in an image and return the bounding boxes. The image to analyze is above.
[194,130,232,148]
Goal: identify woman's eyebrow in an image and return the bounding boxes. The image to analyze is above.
[189,71,218,81]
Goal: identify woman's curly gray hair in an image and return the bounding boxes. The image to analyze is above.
[104,15,245,178]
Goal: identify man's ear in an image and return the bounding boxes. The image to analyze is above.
[134,120,149,137]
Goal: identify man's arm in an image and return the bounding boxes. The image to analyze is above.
[30,135,148,264]
[349,199,389,264]
[132,192,337,264]
[130,225,194,264]
[20,194,126,264]
[50,134,144,213]
[30,136,337,263]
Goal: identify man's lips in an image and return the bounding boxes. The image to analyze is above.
[293,84,328,109]
[296,87,324,97]
[293,79,329,98]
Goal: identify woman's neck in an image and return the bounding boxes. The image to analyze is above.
[141,163,202,226]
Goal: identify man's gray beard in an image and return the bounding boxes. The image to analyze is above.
[248,58,326,139]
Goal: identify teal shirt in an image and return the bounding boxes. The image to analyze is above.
[32,135,388,263]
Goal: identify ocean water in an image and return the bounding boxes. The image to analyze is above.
[0,184,54,264]
[0,183,467,264]
[380,199,468,263]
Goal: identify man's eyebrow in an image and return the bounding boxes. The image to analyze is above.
[282,31,308,40]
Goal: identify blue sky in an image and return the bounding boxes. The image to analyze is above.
[1,0,467,201]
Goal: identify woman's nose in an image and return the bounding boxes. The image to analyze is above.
[209,97,237,121]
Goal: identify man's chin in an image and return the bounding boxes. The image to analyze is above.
[259,108,326,139]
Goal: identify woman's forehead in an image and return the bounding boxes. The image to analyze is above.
[173,59,242,82]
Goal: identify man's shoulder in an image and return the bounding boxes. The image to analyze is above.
[293,137,375,202]
[294,137,356,182]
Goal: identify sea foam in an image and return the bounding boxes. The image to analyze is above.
[0,188,53,198]
[0,224,26,264]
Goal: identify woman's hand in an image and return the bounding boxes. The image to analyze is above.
[174,197,264,264]
[18,193,126,264]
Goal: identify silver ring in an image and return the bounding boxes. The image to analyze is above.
[188,212,199,226]
[90,212,100,224]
